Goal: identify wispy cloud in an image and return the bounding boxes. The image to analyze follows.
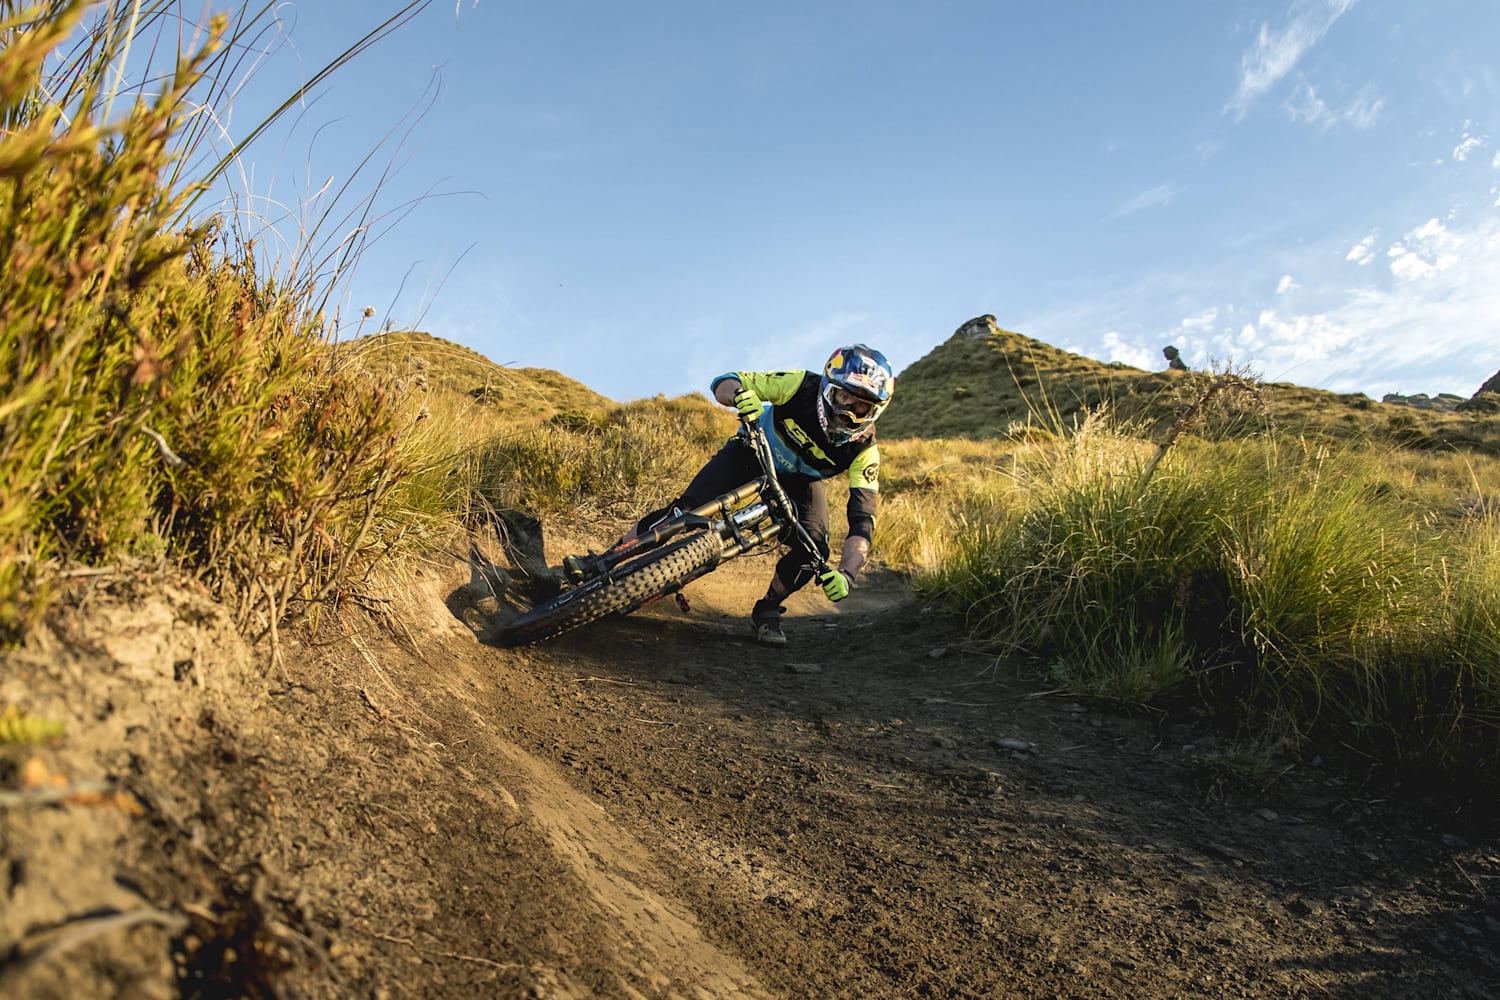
[1387,217,1463,280]
[1111,183,1180,218]
[1222,216,1500,393]
[1286,80,1383,130]
[1454,128,1487,161]
[1024,212,1500,399]
[1179,308,1219,332]
[1346,232,1377,265]
[1226,0,1359,120]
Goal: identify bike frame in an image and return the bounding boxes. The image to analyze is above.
[566,416,831,585]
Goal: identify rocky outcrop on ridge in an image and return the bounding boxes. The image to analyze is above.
[1383,392,1467,412]
[1457,368,1500,414]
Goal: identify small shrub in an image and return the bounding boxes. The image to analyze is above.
[470,397,730,520]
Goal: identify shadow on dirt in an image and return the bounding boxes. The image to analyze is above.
[445,524,1500,999]
[416,505,1500,997]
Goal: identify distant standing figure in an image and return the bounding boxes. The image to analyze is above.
[1163,345,1188,371]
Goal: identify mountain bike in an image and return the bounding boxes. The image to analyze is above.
[497,415,830,646]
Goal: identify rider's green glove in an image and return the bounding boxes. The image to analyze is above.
[819,568,852,602]
[733,387,763,420]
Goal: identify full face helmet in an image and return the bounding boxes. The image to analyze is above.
[818,344,894,444]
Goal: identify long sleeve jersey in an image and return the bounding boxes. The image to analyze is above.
[711,369,880,541]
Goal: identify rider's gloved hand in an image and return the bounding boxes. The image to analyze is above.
[733,387,763,420]
[818,568,852,602]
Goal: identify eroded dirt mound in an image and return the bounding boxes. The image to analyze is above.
[4,539,1500,998]
[2,558,769,998]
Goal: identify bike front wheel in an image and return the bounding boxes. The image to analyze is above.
[497,529,723,647]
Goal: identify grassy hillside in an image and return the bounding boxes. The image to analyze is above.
[338,330,736,524]
[342,330,618,425]
[882,320,1500,455]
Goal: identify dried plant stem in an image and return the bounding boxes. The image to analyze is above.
[0,780,112,809]
[2,907,189,977]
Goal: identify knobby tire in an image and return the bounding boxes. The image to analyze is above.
[498,530,723,646]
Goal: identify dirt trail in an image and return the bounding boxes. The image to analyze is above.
[3,539,1499,998]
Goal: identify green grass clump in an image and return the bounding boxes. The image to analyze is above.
[1218,447,1425,716]
[0,704,66,745]
[2,1,225,633]
[921,402,1500,783]
[923,411,1226,703]
[1389,511,1500,771]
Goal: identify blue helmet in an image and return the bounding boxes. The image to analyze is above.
[819,344,894,443]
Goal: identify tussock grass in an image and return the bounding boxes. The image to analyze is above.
[923,411,1223,701]
[0,1,444,644]
[918,391,1500,783]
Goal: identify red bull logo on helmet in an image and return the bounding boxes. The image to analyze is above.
[845,365,887,398]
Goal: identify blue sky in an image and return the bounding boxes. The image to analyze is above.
[206,1,1499,402]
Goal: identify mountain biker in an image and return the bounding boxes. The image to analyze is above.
[568,344,894,646]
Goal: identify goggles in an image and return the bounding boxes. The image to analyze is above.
[830,386,877,421]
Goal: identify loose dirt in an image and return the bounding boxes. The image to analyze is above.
[3,528,1499,998]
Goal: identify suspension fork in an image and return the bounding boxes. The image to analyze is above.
[740,418,834,578]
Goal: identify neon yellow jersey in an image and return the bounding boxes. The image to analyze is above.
[711,369,881,540]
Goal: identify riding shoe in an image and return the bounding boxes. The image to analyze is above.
[751,599,787,647]
[561,552,590,584]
